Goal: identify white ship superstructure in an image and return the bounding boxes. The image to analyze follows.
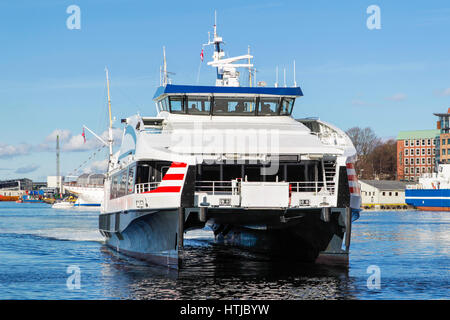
[99,19,361,268]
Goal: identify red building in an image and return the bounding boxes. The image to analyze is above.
[396,130,439,182]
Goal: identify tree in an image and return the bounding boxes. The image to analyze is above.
[345,127,396,180]
[346,127,382,159]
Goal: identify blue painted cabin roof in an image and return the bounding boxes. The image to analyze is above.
[153,84,303,100]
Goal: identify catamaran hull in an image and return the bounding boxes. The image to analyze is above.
[99,209,180,268]
[208,208,350,266]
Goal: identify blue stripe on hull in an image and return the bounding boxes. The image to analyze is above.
[405,189,450,208]
[74,203,101,207]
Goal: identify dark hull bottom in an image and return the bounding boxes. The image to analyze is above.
[103,209,180,269]
[209,209,349,266]
[105,245,179,267]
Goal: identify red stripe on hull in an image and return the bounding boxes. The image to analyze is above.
[346,163,354,169]
[144,186,182,193]
[162,174,185,181]
[416,206,450,211]
[170,162,187,168]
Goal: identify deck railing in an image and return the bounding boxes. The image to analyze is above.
[135,182,160,193]
[195,180,335,195]
[289,181,335,194]
[195,181,235,195]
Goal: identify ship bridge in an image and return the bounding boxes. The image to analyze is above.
[152,84,303,116]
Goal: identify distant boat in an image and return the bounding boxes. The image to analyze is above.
[406,163,450,211]
[64,173,104,207]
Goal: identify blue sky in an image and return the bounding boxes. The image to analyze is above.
[1,0,450,181]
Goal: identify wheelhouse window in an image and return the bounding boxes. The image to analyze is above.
[187,96,211,115]
[159,98,169,112]
[258,98,279,115]
[280,98,294,115]
[213,97,256,115]
[169,96,184,113]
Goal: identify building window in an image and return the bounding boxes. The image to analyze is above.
[421,139,425,146]
[395,192,398,196]
[405,167,409,173]
[416,140,420,146]
[443,149,446,155]
[416,158,420,164]
[416,168,420,174]
[427,148,431,155]
[382,192,386,196]
[405,140,409,146]
[422,148,425,155]
[405,158,409,165]
[443,139,446,145]
[416,149,420,155]
[422,167,426,173]
[433,149,436,155]
[428,158,431,164]
[405,149,409,156]
[422,158,425,164]
[427,139,431,146]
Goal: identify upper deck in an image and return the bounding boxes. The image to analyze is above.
[152,84,303,116]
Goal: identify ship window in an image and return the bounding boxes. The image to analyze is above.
[280,98,294,115]
[212,97,256,115]
[127,165,135,194]
[160,98,169,111]
[169,96,185,113]
[258,98,279,115]
[186,96,211,115]
[119,171,127,197]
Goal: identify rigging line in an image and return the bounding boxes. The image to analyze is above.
[196,54,203,84]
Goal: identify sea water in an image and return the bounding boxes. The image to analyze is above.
[0,202,448,299]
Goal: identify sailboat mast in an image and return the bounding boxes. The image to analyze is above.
[105,67,114,170]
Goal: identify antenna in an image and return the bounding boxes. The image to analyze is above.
[56,134,60,197]
[163,46,167,86]
[275,66,279,88]
[293,60,297,87]
[203,11,253,86]
[248,45,252,87]
[105,67,114,171]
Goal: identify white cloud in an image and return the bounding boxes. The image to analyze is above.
[351,99,370,106]
[40,127,123,153]
[386,93,407,101]
[15,164,40,174]
[83,159,108,174]
[45,129,72,143]
[0,143,32,159]
[435,88,450,97]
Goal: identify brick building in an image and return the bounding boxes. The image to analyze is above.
[433,108,450,164]
[396,130,439,182]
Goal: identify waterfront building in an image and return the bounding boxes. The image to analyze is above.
[360,180,411,209]
[396,130,439,182]
[433,108,450,164]
[0,178,33,191]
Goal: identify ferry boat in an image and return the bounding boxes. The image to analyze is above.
[63,174,105,207]
[405,163,450,211]
[99,19,361,268]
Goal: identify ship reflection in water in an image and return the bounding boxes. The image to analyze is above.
[97,210,449,300]
[99,240,356,300]
[0,203,448,300]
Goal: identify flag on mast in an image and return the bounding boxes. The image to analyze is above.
[82,127,86,143]
[200,48,204,62]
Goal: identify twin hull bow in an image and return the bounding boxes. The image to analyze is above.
[99,110,361,268]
